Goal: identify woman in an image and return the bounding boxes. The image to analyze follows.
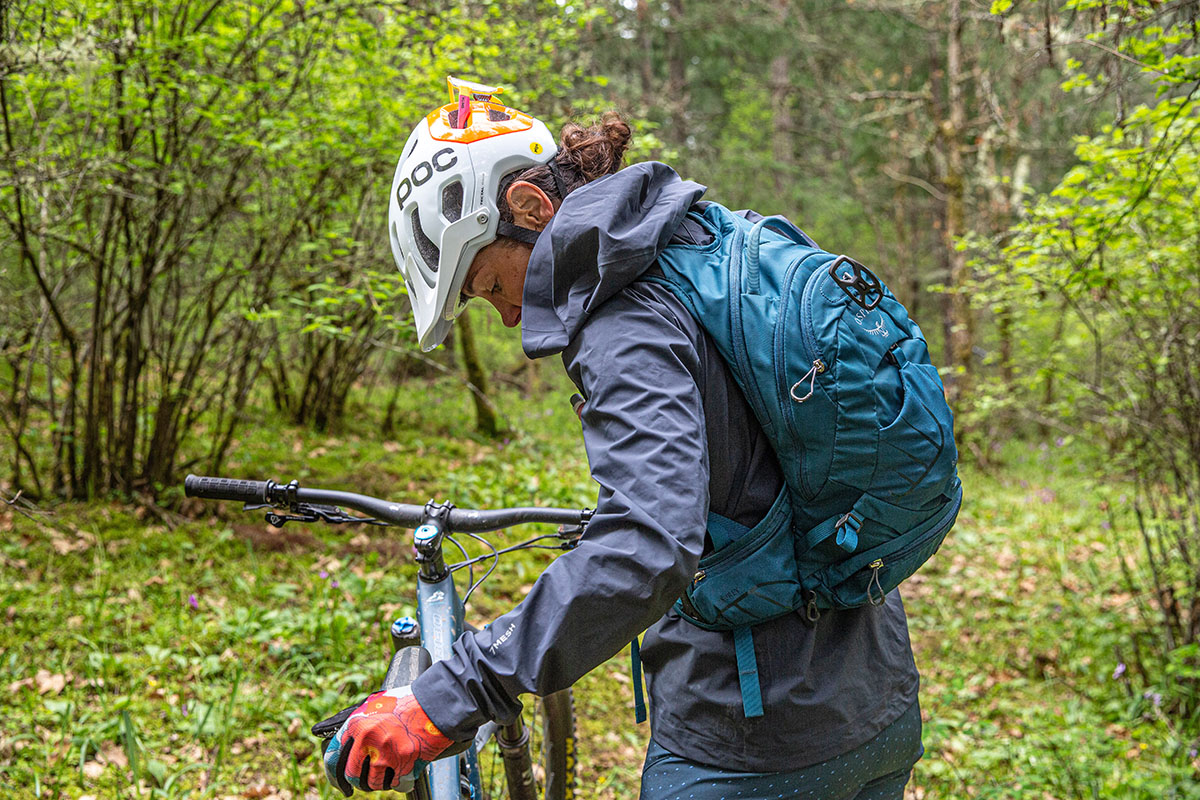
[323,83,924,799]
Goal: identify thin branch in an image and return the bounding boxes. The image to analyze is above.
[882,164,949,201]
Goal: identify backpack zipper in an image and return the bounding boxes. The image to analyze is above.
[774,258,828,498]
[846,488,963,604]
[727,226,773,426]
[777,261,828,413]
[798,264,826,372]
[789,359,826,403]
[866,559,886,606]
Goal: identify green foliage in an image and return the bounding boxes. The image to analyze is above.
[0,0,596,496]
[976,0,1200,746]
[4,394,1199,797]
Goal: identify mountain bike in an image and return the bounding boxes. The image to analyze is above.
[183,474,591,800]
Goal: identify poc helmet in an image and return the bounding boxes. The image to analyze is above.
[389,77,558,350]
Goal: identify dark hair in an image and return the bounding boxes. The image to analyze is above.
[496,111,632,225]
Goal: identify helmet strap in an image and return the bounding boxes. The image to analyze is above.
[546,159,569,200]
[496,220,542,245]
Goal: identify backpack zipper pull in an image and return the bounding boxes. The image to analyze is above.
[789,359,826,403]
[866,559,886,606]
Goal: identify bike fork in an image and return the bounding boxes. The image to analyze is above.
[497,718,538,800]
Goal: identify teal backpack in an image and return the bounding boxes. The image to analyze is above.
[632,202,963,720]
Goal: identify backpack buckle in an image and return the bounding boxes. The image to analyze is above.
[834,511,862,552]
[829,256,884,311]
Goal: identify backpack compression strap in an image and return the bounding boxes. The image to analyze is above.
[628,510,767,722]
[705,513,766,718]
[631,636,647,724]
[733,626,764,718]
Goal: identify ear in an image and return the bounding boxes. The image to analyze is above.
[505,181,556,232]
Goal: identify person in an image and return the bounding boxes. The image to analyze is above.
[323,83,924,799]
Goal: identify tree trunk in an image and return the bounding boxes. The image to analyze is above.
[637,0,654,103]
[943,0,974,415]
[456,308,500,437]
[665,0,688,138]
[770,50,792,199]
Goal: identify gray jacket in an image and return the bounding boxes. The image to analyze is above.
[411,162,919,770]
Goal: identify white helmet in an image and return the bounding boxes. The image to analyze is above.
[389,77,558,350]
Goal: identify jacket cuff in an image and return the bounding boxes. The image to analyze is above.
[410,660,484,743]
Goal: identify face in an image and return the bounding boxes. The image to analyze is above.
[459,179,556,330]
[461,239,533,328]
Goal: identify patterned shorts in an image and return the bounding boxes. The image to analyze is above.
[638,700,924,800]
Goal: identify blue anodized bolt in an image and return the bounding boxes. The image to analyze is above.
[390,615,421,650]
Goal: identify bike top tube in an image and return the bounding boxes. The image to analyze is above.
[183,474,592,533]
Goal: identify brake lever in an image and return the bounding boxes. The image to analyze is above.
[556,522,586,549]
[253,501,390,529]
[264,509,320,528]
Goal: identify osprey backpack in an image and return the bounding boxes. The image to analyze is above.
[634,202,963,719]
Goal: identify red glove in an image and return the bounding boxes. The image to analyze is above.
[323,686,454,795]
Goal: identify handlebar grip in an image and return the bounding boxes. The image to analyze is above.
[383,646,432,691]
[184,474,270,503]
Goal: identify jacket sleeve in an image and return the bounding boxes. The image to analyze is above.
[411,287,710,740]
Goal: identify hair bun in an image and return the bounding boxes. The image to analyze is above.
[600,112,632,165]
[557,112,632,183]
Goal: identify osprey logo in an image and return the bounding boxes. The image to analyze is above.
[851,306,889,339]
[488,623,516,654]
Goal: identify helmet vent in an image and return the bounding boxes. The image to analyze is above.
[446,107,513,128]
[411,208,440,273]
[441,181,463,223]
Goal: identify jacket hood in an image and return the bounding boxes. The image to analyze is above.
[520,161,706,358]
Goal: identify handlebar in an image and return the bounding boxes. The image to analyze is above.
[184,474,591,533]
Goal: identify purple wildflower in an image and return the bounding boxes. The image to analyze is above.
[1055,437,1065,447]
[1190,748,1198,759]
[1143,690,1162,707]
[1112,662,1126,680]
[331,580,339,588]
[188,594,199,610]
[1101,520,1112,530]
[319,570,329,579]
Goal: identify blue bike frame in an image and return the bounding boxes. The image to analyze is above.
[181,475,589,800]
[416,569,482,797]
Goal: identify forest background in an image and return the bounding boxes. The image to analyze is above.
[2,0,1200,797]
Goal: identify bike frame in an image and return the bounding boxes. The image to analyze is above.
[412,505,479,800]
[182,475,588,800]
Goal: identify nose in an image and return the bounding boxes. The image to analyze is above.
[487,296,521,328]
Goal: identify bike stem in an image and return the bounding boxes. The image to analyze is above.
[415,501,454,581]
